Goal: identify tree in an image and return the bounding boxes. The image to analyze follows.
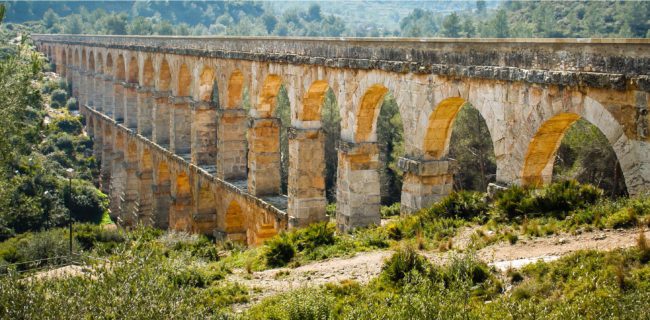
[0,4,5,24]
[262,14,278,34]
[64,15,83,34]
[43,9,59,29]
[476,1,486,13]
[376,94,404,205]
[442,12,461,37]
[491,9,510,38]
[462,16,476,37]
[103,13,127,35]
[306,4,322,22]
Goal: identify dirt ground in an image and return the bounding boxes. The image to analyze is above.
[228,227,649,309]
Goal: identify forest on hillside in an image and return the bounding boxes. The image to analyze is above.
[2,0,649,38]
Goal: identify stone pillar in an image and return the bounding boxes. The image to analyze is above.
[152,91,171,148]
[152,178,171,229]
[93,73,104,112]
[170,96,192,157]
[171,186,193,232]
[336,141,381,232]
[99,141,112,195]
[247,117,281,196]
[190,101,217,167]
[119,159,138,226]
[398,157,456,214]
[92,122,103,161]
[72,67,80,98]
[103,76,114,117]
[216,108,248,180]
[113,81,124,123]
[79,71,90,108]
[124,83,138,130]
[109,144,125,222]
[287,128,327,228]
[137,86,154,139]
[135,164,154,226]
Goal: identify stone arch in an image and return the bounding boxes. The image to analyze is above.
[115,54,125,81]
[225,200,246,235]
[127,56,138,83]
[156,159,171,184]
[299,80,329,122]
[61,50,67,69]
[105,53,113,75]
[126,139,138,163]
[194,180,217,232]
[81,49,86,69]
[142,56,154,87]
[257,74,283,117]
[74,49,79,67]
[88,51,95,72]
[354,83,389,143]
[521,105,630,193]
[177,63,191,97]
[227,69,244,108]
[198,65,215,102]
[158,58,171,91]
[422,97,467,159]
[96,52,103,73]
[66,48,72,65]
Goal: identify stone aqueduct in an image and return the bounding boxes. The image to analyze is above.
[34,35,650,244]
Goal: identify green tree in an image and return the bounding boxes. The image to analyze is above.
[491,9,510,37]
[376,94,404,205]
[275,86,291,195]
[64,15,83,34]
[476,0,487,13]
[262,14,278,34]
[321,90,341,202]
[442,12,461,37]
[43,9,59,29]
[306,4,322,22]
[462,16,476,37]
[448,104,496,191]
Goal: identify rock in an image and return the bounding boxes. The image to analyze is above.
[594,234,607,240]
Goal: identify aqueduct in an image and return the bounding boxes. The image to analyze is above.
[34,35,650,243]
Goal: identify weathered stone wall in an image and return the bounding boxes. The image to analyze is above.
[41,35,650,237]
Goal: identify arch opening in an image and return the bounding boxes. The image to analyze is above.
[447,102,497,192]
[115,55,125,81]
[275,85,291,195]
[105,53,113,75]
[225,200,246,235]
[81,49,86,69]
[178,63,191,97]
[143,57,154,87]
[524,113,628,197]
[88,52,95,72]
[321,88,341,203]
[127,56,138,83]
[96,52,103,74]
[159,59,171,91]
[199,66,215,102]
[376,93,405,206]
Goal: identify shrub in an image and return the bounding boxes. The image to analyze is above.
[65,97,78,111]
[265,233,295,267]
[532,180,603,218]
[380,203,401,217]
[52,116,83,135]
[494,185,532,220]
[292,222,335,252]
[50,89,68,106]
[381,245,430,285]
[73,223,125,251]
[605,208,638,229]
[428,191,489,220]
[326,203,336,216]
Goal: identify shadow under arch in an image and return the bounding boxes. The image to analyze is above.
[522,112,628,195]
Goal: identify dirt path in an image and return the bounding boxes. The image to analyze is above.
[228,227,649,309]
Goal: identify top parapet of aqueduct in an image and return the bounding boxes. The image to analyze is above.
[34,34,650,91]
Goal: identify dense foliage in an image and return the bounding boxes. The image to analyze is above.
[0,12,108,241]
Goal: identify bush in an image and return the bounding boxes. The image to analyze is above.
[67,180,109,224]
[73,223,125,251]
[495,181,603,220]
[605,208,638,229]
[292,222,335,252]
[52,116,83,135]
[381,245,430,285]
[428,191,489,220]
[50,89,67,106]
[381,203,401,217]
[265,233,296,267]
[66,97,78,111]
